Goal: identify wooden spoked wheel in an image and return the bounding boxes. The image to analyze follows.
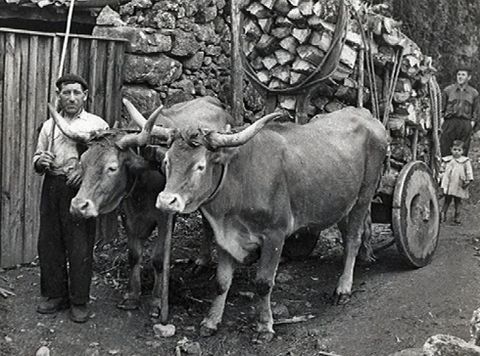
[282,227,320,260]
[392,161,440,268]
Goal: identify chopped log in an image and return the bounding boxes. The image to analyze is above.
[292,58,316,74]
[313,1,323,17]
[273,0,291,15]
[325,99,347,112]
[310,31,357,68]
[250,56,265,71]
[244,19,262,42]
[275,49,295,65]
[269,79,288,89]
[298,0,313,16]
[271,65,291,83]
[258,18,274,32]
[262,54,278,70]
[279,36,299,54]
[279,95,297,110]
[260,0,275,10]
[319,20,363,47]
[296,45,324,64]
[243,40,256,58]
[257,70,270,84]
[272,26,292,39]
[290,71,306,86]
[307,15,323,28]
[246,2,271,18]
[275,16,294,28]
[287,0,299,6]
[331,62,354,81]
[286,7,303,21]
[256,33,278,56]
[292,28,311,43]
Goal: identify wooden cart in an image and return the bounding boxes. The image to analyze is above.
[230,0,442,268]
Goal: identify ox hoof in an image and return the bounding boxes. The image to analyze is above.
[333,292,351,305]
[117,298,140,311]
[253,331,274,344]
[199,324,217,337]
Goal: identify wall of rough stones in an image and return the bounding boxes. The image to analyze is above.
[92,0,246,120]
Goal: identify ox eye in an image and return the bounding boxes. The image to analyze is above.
[195,164,205,172]
[107,165,118,173]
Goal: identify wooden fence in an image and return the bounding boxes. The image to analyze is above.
[0,27,126,268]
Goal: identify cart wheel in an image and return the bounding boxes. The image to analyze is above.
[282,227,319,260]
[392,161,440,268]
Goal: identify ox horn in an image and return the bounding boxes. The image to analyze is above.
[47,103,94,143]
[122,98,174,142]
[116,107,160,149]
[205,111,284,149]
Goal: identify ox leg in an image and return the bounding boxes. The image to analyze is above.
[191,215,214,275]
[254,235,283,343]
[200,248,235,337]
[117,234,144,310]
[150,213,175,318]
[359,210,376,263]
[335,208,365,305]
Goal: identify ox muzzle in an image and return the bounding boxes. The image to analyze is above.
[70,197,99,218]
[156,192,186,213]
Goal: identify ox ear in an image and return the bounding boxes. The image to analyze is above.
[126,151,149,175]
[210,147,237,165]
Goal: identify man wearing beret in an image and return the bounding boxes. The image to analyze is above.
[33,74,109,323]
[440,66,480,156]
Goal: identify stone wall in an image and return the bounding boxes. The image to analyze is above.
[93,0,236,118]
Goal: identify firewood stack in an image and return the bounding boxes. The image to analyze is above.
[241,0,437,130]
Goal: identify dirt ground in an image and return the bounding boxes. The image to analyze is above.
[2,142,480,356]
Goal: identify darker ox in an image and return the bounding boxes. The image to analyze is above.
[49,97,233,315]
[148,106,388,341]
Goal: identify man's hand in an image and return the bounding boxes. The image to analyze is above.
[66,163,83,188]
[463,180,472,189]
[35,151,55,172]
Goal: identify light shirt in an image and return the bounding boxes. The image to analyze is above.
[33,110,108,175]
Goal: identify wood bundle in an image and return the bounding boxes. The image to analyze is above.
[242,0,437,120]
[243,0,360,94]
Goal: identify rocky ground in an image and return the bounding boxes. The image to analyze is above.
[1,142,480,356]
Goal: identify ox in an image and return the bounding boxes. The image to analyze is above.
[130,105,388,341]
[47,97,233,315]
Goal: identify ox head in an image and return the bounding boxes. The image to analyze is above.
[126,103,283,214]
[47,102,161,218]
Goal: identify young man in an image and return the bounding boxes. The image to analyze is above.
[440,67,480,156]
[33,74,109,323]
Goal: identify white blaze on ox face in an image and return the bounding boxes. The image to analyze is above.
[156,138,219,214]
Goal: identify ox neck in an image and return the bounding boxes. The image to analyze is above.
[203,163,227,205]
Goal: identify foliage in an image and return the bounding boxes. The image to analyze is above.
[387,0,480,89]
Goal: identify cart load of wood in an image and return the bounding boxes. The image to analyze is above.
[241,0,438,123]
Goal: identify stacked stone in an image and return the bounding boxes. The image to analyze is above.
[93,0,232,118]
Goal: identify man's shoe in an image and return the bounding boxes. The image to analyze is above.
[70,304,90,323]
[36,297,70,314]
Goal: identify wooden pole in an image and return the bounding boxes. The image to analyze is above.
[230,0,243,125]
[48,0,76,152]
[160,213,174,323]
[357,48,364,108]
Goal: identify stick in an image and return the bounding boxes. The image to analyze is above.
[318,351,344,356]
[48,0,76,152]
[0,287,15,298]
[160,213,174,323]
[357,48,365,108]
[274,314,315,325]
